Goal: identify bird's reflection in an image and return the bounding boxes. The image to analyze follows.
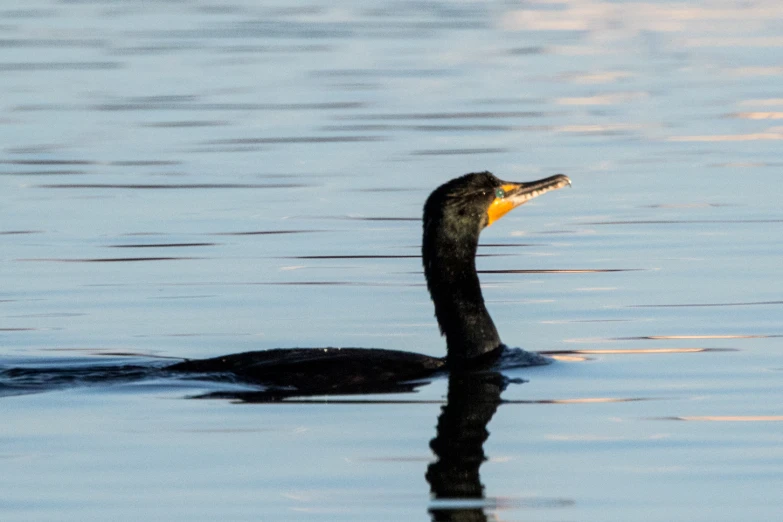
[427,370,509,522]
[185,369,520,521]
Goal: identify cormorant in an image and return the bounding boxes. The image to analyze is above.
[167,172,571,393]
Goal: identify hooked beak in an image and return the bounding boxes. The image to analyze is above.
[486,174,571,226]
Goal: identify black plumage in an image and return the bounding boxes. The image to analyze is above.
[167,171,570,393]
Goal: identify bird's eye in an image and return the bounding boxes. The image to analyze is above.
[495,188,505,199]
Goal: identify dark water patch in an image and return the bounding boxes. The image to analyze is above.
[211,229,324,236]
[430,495,574,511]
[0,8,56,19]
[4,157,177,169]
[642,203,736,208]
[479,268,644,274]
[358,456,431,462]
[628,300,783,308]
[185,395,648,406]
[254,172,331,179]
[541,348,736,356]
[142,332,237,337]
[6,144,64,154]
[284,253,504,260]
[11,103,84,111]
[37,350,174,359]
[352,216,418,221]
[0,61,120,71]
[284,254,420,260]
[2,159,94,165]
[2,170,86,176]
[507,46,547,55]
[480,243,536,247]
[319,124,405,131]
[615,334,780,340]
[264,281,383,286]
[509,397,651,404]
[710,161,783,168]
[654,416,783,422]
[150,295,215,300]
[474,97,547,106]
[179,428,277,434]
[17,257,200,263]
[109,43,204,56]
[109,160,181,167]
[412,148,508,156]
[556,125,642,136]
[253,281,416,287]
[216,44,333,54]
[536,229,579,235]
[586,219,783,225]
[354,187,419,192]
[194,145,268,153]
[188,393,439,403]
[129,23,355,41]
[322,124,515,132]
[363,2,485,18]
[9,312,85,318]
[0,38,105,48]
[143,120,228,128]
[412,124,514,132]
[10,103,198,113]
[95,101,365,111]
[327,81,379,90]
[0,360,169,397]
[205,135,384,145]
[102,94,195,104]
[336,111,542,120]
[543,319,634,323]
[539,348,739,362]
[108,242,217,248]
[36,183,307,189]
[312,215,418,221]
[312,69,454,79]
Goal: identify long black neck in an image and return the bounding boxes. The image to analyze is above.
[422,206,502,366]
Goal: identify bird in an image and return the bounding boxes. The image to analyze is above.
[166,171,571,394]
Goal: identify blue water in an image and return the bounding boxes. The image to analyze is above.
[2,1,782,520]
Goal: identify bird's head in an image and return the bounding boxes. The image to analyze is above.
[421,170,571,363]
[423,171,571,238]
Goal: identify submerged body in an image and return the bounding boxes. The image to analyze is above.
[168,172,570,391]
[167,348,445,394]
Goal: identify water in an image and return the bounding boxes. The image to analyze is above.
[1,0,782,520]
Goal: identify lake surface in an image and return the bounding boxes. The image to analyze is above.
[1,0,782,520]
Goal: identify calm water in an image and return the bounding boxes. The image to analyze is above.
[1,0,782,520]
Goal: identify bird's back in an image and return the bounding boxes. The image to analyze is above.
[167,347,445,393]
